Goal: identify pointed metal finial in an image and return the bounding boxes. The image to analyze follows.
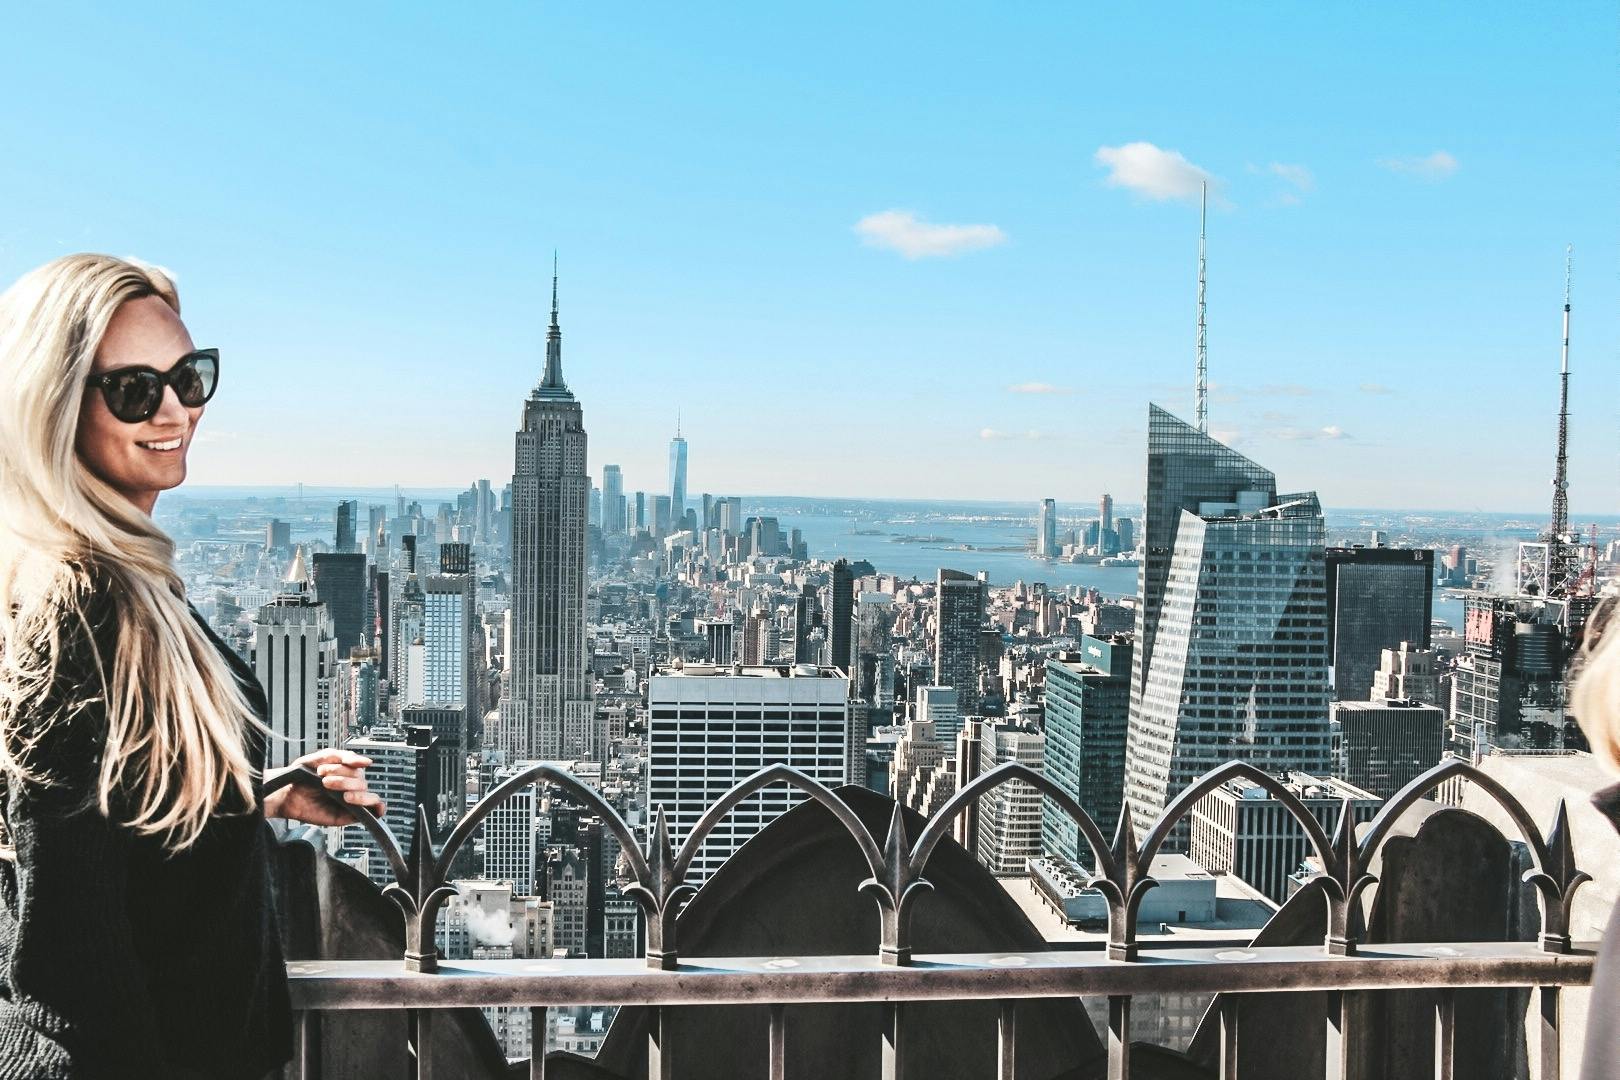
[538,251,568,393]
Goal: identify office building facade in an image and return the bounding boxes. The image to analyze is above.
[934,569,986,715]
[1325,545,1433,700]
[1189,773,1380,904]
[647,664,849,884]
[252,550,339,771]
[1125,406,1333,836]
[1041,635,1132,868]
[1332,698,1446,799]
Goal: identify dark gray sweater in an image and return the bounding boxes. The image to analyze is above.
[0,581,292,1079]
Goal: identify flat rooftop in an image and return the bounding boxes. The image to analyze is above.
[652,663,846,679]
[1003,869,1278,945]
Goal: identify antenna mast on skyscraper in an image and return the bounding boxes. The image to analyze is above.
[1551,244,1572,544]
[1196,180,1208,433]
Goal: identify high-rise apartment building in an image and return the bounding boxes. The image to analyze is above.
[668,431,688,524]
[647,664,849,884]
[335,499,358,554]
[1370,642,1440,706]
[829,559,854,674]
[311,552,367,658]
[913,685,961,743]
[503,268,593,762]
[1325,545,1433,700]
[854,592,896,709]
[252,550,339,771]
[1125,405,1333,836]
[1331,698,1446,799]
[602,464,625,535]
[422,548,480,811]
[793,584,822,664]
[265,519,291,555]
[1041,635,1132,868]
[483,764,540,894]
[1037,499,1058,557]
[343,724,445,887]
[547,849,590,957]
[934,569,986,715]
[974,720,1045,876]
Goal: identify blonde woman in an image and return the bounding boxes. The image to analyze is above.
[0,254,384,1079]
[1573,596,1620,1079]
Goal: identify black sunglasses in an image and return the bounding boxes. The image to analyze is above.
[85,348,219,423]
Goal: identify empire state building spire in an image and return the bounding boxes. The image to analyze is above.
[537,251,570,397]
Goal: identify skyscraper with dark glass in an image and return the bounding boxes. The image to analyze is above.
[1325,545,1434,700]
[501,266,592,761]
[311,551,367,657]
[1124,405,1332,835]
[829,559,854,674]
[1041,634,1132,867]
[934,568,987,715]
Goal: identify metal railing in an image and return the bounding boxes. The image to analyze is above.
[266,756,1600,1079]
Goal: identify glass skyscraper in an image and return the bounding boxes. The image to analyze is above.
[1041,634,1132,868]
[1125,405,1332,836]
[668,431,688,525]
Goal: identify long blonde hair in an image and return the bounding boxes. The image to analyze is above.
[1573,591,1620,773]
[0,253,262,850]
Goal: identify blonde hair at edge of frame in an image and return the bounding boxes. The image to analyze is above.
[1573,589,1620,774]
[0,253,267,850]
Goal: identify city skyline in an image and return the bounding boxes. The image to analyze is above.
[1,6,1613,512]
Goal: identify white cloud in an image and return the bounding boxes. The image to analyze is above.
[1006,382,1071,395]
[854,210,1007,259]
[1095,142,1212,202]
[1268,162,1314,193]
[1273,425,1351,441]
[979,427,1046,442]
[1378,151,1458,180]
[1359,383,1394,395]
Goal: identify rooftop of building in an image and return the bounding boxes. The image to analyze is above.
[651,662,847,679]
[1331,697,1446,712]
[1212,771,1380,803]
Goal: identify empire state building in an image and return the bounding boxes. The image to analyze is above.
[501,265,593,761]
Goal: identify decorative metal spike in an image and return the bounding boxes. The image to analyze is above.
[883,801,911,876]
[1110,805,1137,881]
[1545,799,1577,886]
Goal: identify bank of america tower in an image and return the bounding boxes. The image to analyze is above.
[501,266,593,761]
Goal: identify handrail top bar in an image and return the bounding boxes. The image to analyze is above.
[285,941,1596,1010]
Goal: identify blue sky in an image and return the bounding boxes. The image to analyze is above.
[1,4,1613,514]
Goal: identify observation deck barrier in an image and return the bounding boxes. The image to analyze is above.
[268,756,1600,1080]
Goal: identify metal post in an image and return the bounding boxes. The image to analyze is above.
[882,1002,905,1080]
[1323,990,1350,1080]
[530,1007,547,1080]
[1540,986,1562,1080]
[997,1001,1017,1080]
[768,1003,786,1080]
[1433,990,1455,1080]
[1108,995,1132,1080]
[293,1010,321,1080]
[647,1005,673,1080]
[1219,996,1239,1079]
[411,1009,434,1080]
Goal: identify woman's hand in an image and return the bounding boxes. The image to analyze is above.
[263,749,386,826]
